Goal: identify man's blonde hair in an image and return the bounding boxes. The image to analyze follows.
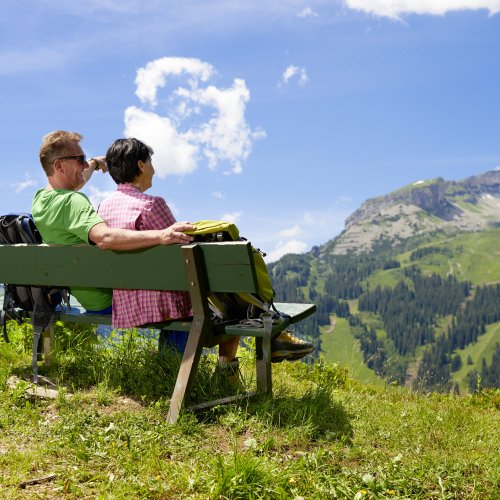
[39,130,83,175]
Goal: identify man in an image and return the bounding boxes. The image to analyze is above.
[33,130,195,314]
[33,130,313,366]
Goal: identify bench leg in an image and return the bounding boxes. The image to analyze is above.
[166,317,207,423]
[166,244,216,423]
[42,325,54,366]
[255,314,272,393]
[32,326,43,384]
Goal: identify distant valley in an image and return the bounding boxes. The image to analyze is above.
[270,170,500,393]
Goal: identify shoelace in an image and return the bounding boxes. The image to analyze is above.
[236,310,291,329]
[277,331,304,344]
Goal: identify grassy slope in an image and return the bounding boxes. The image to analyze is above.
[451,230,500,284]
[0,326,499,499]
[320,317,381,386]
[327,229,500,387]
[405,229,500,284]
[452,322,500,391]
[366,229,500,286]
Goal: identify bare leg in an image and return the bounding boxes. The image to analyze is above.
[218,336,240,363]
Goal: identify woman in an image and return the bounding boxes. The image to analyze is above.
[98,138,240,363]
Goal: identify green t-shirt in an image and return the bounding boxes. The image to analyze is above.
[31,189,112,311]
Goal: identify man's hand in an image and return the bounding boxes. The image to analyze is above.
[158,222,196,245]
[82,156,107,184]
[91,156,108,173]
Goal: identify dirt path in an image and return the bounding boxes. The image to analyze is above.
[405,359,420,388]
[323,316,337,334]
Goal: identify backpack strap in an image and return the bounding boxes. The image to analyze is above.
[2,285,25,324]
[31,326,43,384]
[15,215,41,244]
[1,311,9,343]
[30,287,58,384]
[0,216,18,244]
[0,216,9,244]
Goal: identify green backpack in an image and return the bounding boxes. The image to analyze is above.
[186,220,275,319]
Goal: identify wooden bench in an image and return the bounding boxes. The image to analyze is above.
[0,241,316,422]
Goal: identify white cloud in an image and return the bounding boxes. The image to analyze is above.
[265,239,309,263]
[335,195,354,205]
[167,200,180,218]
[36,2,319,21]
[212,191,225,199]
[182,78,265,174]
[12,173,36,193]
[249,206,352,263]
[135,57,214,108]
[298,7,319,18]
[125,56,264,176]
[300,208,351,239]
[278,224,302,238]
[220,211,242,224]
[38,0,156,15]
[278,65,309,88]
[124,106,199,176]
[86,186,115,209]
[343,0,500,19]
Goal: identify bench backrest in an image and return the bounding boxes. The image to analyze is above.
[0,241,259,293]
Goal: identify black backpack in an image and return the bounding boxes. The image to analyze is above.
[0,214,69,381]
[1,214,40,335]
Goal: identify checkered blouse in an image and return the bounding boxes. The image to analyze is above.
[97,184,192,328]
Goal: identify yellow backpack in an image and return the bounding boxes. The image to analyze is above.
[186,220,275,319]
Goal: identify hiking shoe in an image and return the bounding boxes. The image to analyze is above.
[271,330,314,363]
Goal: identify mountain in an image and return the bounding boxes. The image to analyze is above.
[329,170,500,255]
[270,170,500,393]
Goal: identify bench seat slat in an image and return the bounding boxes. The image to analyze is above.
[59,302,316,337]
[15,302,316,338]
[273,303,317,324]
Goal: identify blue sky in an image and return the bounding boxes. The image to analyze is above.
[1,1,500,261]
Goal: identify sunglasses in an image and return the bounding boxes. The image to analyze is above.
[56,155,87,165]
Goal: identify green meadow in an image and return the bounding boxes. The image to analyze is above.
[1,321,498,498]
[331,229,500,387]
[452,322,500,391]
[320,317,381,386]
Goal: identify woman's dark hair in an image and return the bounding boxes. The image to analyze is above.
[105,138,154,184]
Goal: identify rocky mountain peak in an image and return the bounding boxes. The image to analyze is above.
[329,170,500,255]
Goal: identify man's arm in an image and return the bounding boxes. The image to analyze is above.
[89,221,195,250]
[82,156,107,185]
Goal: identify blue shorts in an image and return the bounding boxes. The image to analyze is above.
[86,305,187,353]
[86,305,113,315]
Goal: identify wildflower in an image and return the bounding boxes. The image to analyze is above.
[289,477,296,484]
[362,473,375,486]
